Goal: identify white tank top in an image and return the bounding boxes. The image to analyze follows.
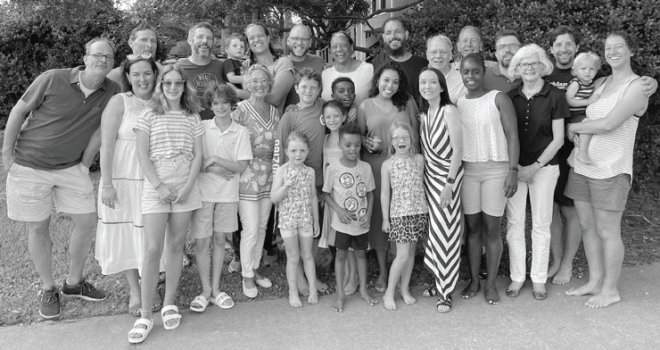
[457,90,509,162]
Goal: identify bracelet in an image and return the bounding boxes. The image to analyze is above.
[535,161,543,167]
[509,167,519,172]
[101,184,114,189]
[447,177,456,184]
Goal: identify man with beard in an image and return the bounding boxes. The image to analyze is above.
[176,22,225,120]
[483,30,522,92]
[2,38,120,320]
[371,17,427,102]
[285,24,325,107]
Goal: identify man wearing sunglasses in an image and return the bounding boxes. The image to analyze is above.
[2,37,120,320]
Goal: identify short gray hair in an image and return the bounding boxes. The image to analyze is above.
[508,43,553,79]
[85,37,115,55]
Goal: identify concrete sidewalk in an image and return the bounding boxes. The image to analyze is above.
[2,264,659,350]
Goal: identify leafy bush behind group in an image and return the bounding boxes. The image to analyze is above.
[1,0,658,187]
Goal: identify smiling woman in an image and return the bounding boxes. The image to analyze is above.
[321,31,374,105]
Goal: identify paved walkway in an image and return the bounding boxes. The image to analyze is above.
[2,264,659,349]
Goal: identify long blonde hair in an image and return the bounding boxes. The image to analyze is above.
[150,64,200,115]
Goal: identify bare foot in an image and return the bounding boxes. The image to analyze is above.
[332,297,344,312]
[343,277,358,296]
[361,290,378,306]
[316,279,329,294]
[547,262,560,279]
[308,291,318,305]
[375,275,387,293]
[383,293,397,310]
[552,266,573,285]
[566,282,601,296]
[585,291,620,308]
[401,292,416,305]
[484,287,500,305]
[288,291,302,308]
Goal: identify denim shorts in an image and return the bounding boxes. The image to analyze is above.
[142,155,202,214]
[565,169,631,212]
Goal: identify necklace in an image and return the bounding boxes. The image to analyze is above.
[522,82,543,99]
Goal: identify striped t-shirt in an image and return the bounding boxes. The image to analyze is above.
[134,108,204,161]
[573,76,641,180]
[568,77,595,119]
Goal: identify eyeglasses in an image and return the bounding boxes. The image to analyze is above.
[289,37,310,43]
[162,80,185,88]
[88,53,114,61]
[496,44,520,52]
[518,61,540,70]
[127,53,152,60]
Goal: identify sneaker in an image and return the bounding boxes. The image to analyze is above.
[39,287,61,320]
[61,280,108,302]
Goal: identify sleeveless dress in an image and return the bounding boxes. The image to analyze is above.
[96,93,148,275]
[278,165,314,231]
[388,155,428,243]
[319,134,343,248]
[360,98,417,251]
[420,106,464,300]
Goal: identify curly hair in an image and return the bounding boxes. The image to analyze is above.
[369,62,411,111]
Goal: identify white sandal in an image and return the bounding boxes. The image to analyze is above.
[189,295,209,313]
[210,292,235,309]
[161,305,182,330]
[128,318,153,344]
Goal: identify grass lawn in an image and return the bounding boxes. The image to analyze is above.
[1,164,658,326]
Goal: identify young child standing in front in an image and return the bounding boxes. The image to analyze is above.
[330,77,358,124]
[565,51,601,164]
[318,101,359,296]
[380,121,428,311]
[222,33,246,90]
[129,64,204,344]
[278,67,327,295]
[323,123,378,312]
[271,132,320,307]
[189,85,252,313]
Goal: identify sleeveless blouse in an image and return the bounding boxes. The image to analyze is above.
[389,155,428,217]
[457,90,508,162]
[573,76,641,180]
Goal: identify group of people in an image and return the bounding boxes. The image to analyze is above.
[2,16,656,345]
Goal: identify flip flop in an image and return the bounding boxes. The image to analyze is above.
[461,281,480,299]
[161,305,182,330]
[128,318,153,344]
[210,292,235,309]
[189,295,209,313]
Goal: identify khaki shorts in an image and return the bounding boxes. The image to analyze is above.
[461,161,509,216]
[191,201,238,239]
[6,162,95,222]
[564,169,631,212]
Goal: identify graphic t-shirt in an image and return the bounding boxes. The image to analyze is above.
[322,160,375,235]
[176,58,225,120]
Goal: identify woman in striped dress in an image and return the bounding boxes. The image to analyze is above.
[418,67,464,312]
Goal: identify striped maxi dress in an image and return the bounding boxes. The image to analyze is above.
[420,106,464,300]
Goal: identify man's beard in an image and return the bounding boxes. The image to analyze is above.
[387,43,406,58]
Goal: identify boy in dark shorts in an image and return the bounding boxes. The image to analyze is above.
[322,123,378,312]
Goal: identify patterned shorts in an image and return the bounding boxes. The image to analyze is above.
[389,213,429,244]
